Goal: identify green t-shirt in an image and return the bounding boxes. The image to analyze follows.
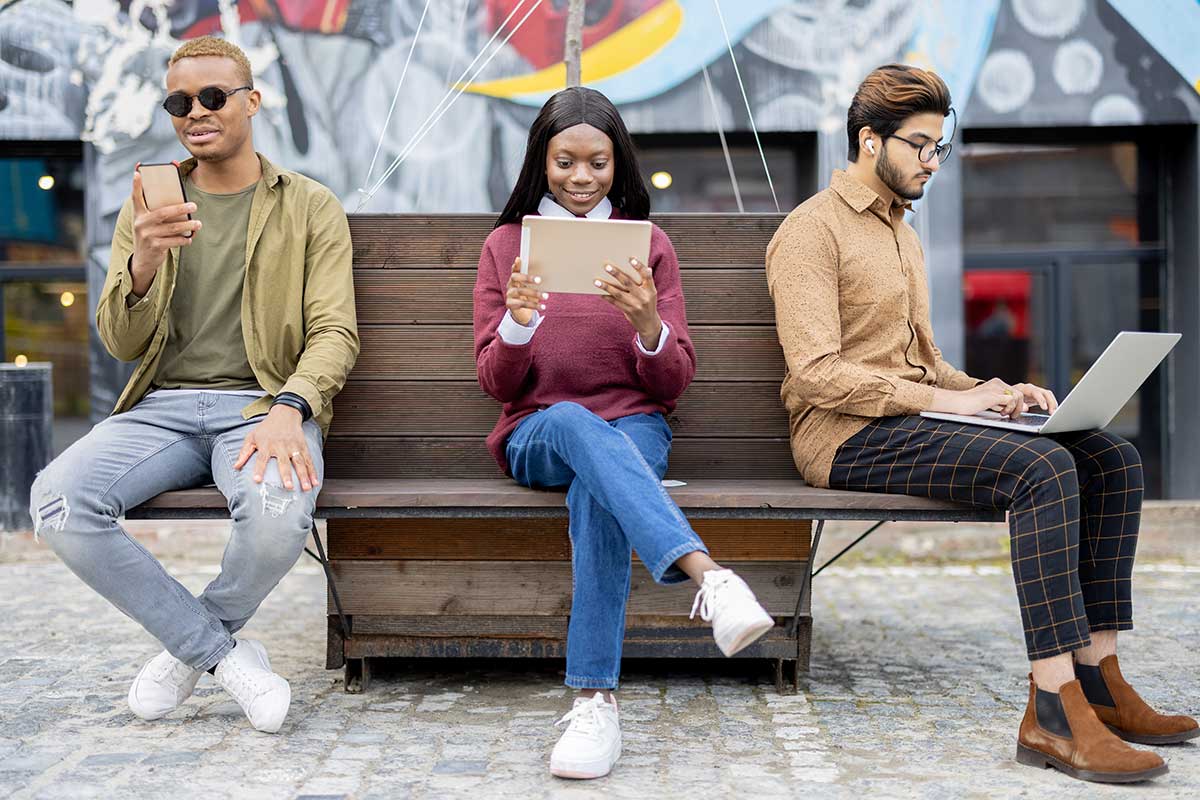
[153,177,260,391]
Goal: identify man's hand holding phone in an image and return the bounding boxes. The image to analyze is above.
[128,169,201,299]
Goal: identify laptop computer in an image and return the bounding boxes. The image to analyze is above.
[920,331,1180,434]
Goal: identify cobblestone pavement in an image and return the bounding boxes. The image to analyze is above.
[0,549,1196,799]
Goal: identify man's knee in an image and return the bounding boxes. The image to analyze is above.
[1084,431,1144,491]
[235,479,315,547]
[28,460,99,540]
[1013,438,1079,499]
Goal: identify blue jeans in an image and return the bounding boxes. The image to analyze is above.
[29,391,324,671]
[506,402,708,689]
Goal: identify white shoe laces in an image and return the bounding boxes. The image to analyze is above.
[219,655,270,700]
[690,569,736,622]
[556,694,612,737]
[148,653,197,686]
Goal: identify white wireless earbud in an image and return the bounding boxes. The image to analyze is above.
[866,140,876,154]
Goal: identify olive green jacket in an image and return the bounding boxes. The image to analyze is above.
[96,153,359,437]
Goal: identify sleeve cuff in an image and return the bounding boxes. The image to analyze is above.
[497,309,542,346]
[121,256,157,310]
[892,379,937,414]
[635,322,669,356]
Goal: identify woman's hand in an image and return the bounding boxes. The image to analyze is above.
[595,258,663,350]
[505,257,547,326]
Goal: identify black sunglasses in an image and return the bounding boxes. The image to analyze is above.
[162,85,252,118]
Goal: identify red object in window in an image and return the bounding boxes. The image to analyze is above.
[964,270,1031,339]
[486,0,664,70]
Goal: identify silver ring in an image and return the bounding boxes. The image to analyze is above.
[290,451,301,459]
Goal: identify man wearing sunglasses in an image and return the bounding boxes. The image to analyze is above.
[31,36,358,733]
[765,63,1194,783]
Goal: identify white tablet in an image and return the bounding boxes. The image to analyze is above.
[519,215,651,295]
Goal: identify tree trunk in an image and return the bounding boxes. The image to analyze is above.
[564,0,585,87]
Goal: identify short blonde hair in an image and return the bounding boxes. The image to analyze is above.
[169,36,253,87]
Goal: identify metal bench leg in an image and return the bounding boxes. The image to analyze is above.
[304,524,351,641]
[812,520,888,578]
[345,657,371,694]
[787,519,824,637]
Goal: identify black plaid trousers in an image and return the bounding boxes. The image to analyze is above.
[828,415,1143,660]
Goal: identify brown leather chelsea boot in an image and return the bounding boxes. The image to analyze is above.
[1078,655,1199,745]
[1017,676,1168,783]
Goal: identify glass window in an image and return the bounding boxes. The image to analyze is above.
[633,135,813,213]
[2,145,89,453]
[962,142,1146,250]
[1,154,86,266]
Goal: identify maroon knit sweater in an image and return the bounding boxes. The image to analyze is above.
[473,215,697,474]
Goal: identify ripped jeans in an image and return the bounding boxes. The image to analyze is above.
[29,390,323,672]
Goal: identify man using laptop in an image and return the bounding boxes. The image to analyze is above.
[29,36,358,733]
[766,64,1195,783]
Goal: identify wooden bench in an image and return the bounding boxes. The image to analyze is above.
[130,214,1003,692]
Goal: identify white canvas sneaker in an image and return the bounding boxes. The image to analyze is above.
[127,650,203,720]
[550,693,622,779]
[213,639,291,733]
[690,568,776,656]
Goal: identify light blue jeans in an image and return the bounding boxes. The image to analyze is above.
[29,391,323,672]
[506,402,708,690]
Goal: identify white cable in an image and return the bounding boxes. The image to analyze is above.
[711,0,779,212]
[361,0,433,193]
[442,0,473,87]
[357,0,545,211]
[702,65,744,214]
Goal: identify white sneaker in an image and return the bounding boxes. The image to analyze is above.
[690,568,775,656]
[549,693,622,779]
[128,650,203,720]
[213,639,291,733]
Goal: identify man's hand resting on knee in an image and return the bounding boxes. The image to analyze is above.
[233,405,318,492]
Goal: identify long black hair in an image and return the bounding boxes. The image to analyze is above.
[495,87,651,228]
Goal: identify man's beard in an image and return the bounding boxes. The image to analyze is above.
[876,147,929,201]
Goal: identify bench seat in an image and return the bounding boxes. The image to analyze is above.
[129,479,1002,522]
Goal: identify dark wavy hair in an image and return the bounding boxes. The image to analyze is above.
[846,64,951,162]
[495,87,650,228]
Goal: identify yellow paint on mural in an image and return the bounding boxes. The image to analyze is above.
[463,0,684,99]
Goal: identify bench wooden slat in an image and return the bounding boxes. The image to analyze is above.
[353,269,774,325]
[352,325,785,382]
[328,560,802,615]
[348,213,786,268]
[329,380,788,438]
[322,437,800,479]
[325,518,811,561]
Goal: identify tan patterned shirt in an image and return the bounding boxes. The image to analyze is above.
[765,170,980,487]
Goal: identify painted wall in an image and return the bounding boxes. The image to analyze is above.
[4,0,1198,214]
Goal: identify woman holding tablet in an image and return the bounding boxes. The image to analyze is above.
[473,87,774,780]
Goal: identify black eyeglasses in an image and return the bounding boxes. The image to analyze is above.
[886,107,956,164]
[162,85,252,118]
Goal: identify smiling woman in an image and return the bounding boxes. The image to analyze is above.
[474,85,775,781]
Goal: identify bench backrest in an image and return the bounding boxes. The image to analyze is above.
[325,214,791,480]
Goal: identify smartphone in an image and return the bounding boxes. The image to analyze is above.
[136,161,192,236]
